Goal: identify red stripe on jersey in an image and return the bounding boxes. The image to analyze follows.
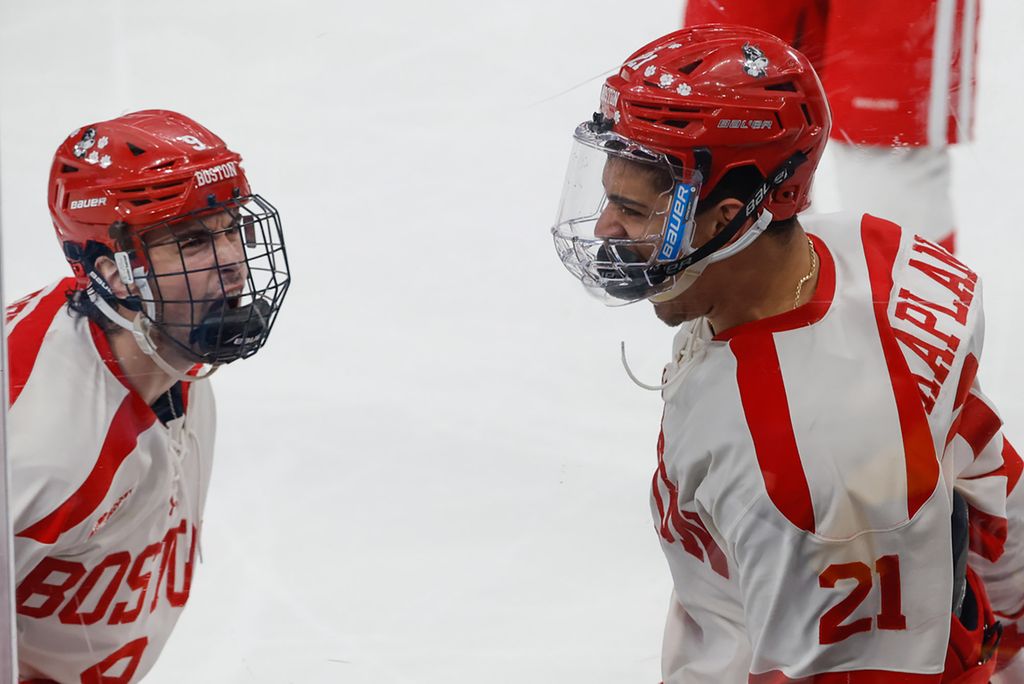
[749,669,940,683]
[945,355,980,447]
[15,392,157,544]
[953,354,979,411]
[715,234,835,342]
[861,216,940,520]
[965,439,1024,496]
[88,320,133,392]
[1003,440,1023,494]
[732,332,815,533]
[6,279,75,407]
[955,393,1001,459]
[966,503,1007,562]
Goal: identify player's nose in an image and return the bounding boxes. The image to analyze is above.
[594,206,627,239]
[213,229,248,283]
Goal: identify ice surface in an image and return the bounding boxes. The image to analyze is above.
[1,1,1021,682]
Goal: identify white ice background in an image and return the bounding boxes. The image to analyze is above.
[1,1,1022,682]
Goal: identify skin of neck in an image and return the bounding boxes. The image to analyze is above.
[104,320,185,405]
[652,199,819,334]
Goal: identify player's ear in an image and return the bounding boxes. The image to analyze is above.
[708,198,744,238]
[92,255,133,300]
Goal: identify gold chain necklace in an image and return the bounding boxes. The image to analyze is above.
[166,388,178,421]
[793,238,817,309]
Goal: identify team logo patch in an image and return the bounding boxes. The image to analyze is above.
[659,183,697,261]
[72,127,112,169]
[742,42,769,78]
[194,161,239,187]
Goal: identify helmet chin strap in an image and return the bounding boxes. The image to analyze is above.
[648,207,774,304]
[88,273,216,384]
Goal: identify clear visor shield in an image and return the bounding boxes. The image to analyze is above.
[551,123,702,305]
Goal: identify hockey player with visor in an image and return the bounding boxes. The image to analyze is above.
[552,24,1021,683]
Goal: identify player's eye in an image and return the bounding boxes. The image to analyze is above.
[617,203,645,218]
[178,232,212,249]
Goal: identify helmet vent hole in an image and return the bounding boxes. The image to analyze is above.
[61,164,79,173]
[152,180,187,190]
[764,82,798,92]
[129,199,153,207]
[664,120,691,130]
[146,160,176,171]
[800,104,813,125]
[677,59,702,75]
[126,142,146,156]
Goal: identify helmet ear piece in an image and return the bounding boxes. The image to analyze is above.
[68,240,144,313]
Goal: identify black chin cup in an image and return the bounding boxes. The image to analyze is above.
[595,243,667,302]
[188,298,273,363]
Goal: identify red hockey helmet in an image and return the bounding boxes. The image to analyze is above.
[604,24,830,221]
[48,110,290,366]
[552,25,831,304]
[49,109,250,285]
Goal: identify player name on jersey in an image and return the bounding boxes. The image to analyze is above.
[891,237,977,414]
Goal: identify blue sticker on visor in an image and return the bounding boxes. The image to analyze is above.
[658,183,696,261]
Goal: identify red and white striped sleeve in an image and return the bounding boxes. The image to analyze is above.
[945,348,1024,668]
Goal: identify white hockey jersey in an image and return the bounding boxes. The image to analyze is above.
[5,278,215,684]
[653,214,1024,682]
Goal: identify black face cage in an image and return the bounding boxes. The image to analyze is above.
[138,194,290,364]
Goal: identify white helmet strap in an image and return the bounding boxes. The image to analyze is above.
[88,270,215,384]
[648,207,773,303]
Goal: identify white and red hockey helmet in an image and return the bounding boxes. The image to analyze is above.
[552,24,832,304]
[48,110,291,365]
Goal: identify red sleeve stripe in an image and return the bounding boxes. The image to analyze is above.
[731,332,816,533]
[952,354,979,411]
[1003,439,1023,494]
[861,217,940,520]
[15,392,157,544]
[966,503,1008,562]
[652,469,672,543]
[6,280,75,408]
[963,439,1024,496]
[944,355,981,448]
[955,393,1002,459]
[749,670,941,683]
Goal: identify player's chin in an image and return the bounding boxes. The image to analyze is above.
[652,300,698,328]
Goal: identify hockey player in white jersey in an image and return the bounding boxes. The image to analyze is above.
[5,110,290,683]
[552,25,1023,682]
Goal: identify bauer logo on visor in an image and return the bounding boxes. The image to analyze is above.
[658,183,696,261]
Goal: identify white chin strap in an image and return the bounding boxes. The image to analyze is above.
[89,273,216,383]
[648,208,774,304]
